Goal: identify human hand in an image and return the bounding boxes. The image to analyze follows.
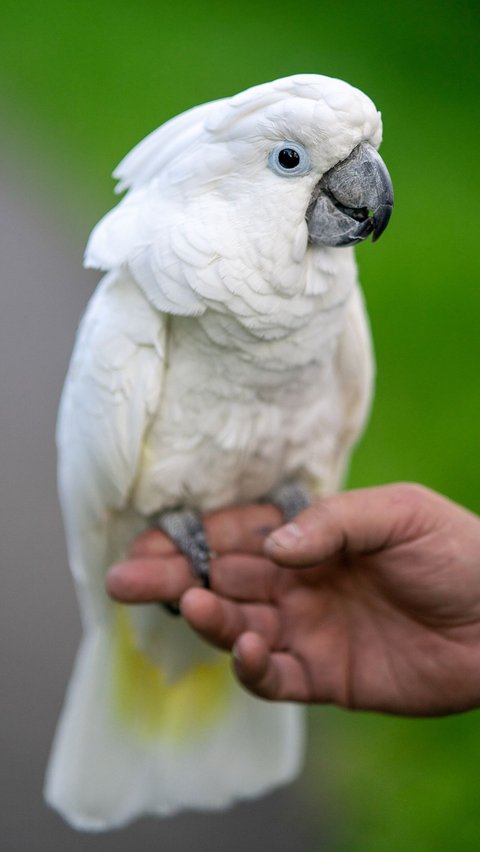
[107,484,480,716]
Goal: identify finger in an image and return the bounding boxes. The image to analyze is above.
[204,503,283,554]
[232,632,310,702]
[211,554,282,602]
[181,588,280,651]
[128,504,282,560]
[107,551,283,604]
[263,483,430,566]
[106,555,199,602]
[129,529,178,558]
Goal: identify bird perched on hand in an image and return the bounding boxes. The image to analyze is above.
[45,73,393,830]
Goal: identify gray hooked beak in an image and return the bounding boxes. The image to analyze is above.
[306,143,394,247]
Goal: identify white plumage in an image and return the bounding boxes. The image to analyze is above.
[45,74,384,830]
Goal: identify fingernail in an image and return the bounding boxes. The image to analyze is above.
[265,522,303,552]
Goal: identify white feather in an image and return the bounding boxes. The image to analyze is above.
[47,73,380,830]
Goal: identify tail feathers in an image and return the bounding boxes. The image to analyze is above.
[45,623,304,831]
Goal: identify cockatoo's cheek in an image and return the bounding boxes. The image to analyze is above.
[306,142,394,247]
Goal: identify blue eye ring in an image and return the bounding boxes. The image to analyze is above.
[268,141,311,177]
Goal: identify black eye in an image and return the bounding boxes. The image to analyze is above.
[278,148,300,169]
[268,141,310,177]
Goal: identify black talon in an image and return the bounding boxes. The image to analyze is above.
[163,601,181,616]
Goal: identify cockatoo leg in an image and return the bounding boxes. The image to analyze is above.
[267,479,311,521]
[154,484,308,615]
[154,508,211,615]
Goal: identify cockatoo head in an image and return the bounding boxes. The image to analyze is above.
[193,74,393,248]
[85,75,393,316]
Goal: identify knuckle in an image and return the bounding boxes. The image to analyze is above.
[388,482,433,514]
[385,482,440,542]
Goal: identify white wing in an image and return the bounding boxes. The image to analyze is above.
[57,268,166,623]
[49,267,303,830]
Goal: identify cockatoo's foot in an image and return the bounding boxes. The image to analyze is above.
[154,486,309,615]
[267,480,311,521]
[154,508,211,615]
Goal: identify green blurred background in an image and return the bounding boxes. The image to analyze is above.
[2,0,479,849]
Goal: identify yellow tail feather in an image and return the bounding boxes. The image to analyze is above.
[112,606,233,742]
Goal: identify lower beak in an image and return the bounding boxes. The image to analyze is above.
[306,143,394,247]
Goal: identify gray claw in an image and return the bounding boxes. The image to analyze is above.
[153,508,211,616]
[267,480,311,521]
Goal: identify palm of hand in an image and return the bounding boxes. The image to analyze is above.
[260,542,480,713]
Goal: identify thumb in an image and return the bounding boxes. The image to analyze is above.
[263,483,423,566]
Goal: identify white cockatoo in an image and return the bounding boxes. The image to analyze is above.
[45,74,393,831]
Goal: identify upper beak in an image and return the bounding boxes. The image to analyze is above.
[306,143,394,247]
